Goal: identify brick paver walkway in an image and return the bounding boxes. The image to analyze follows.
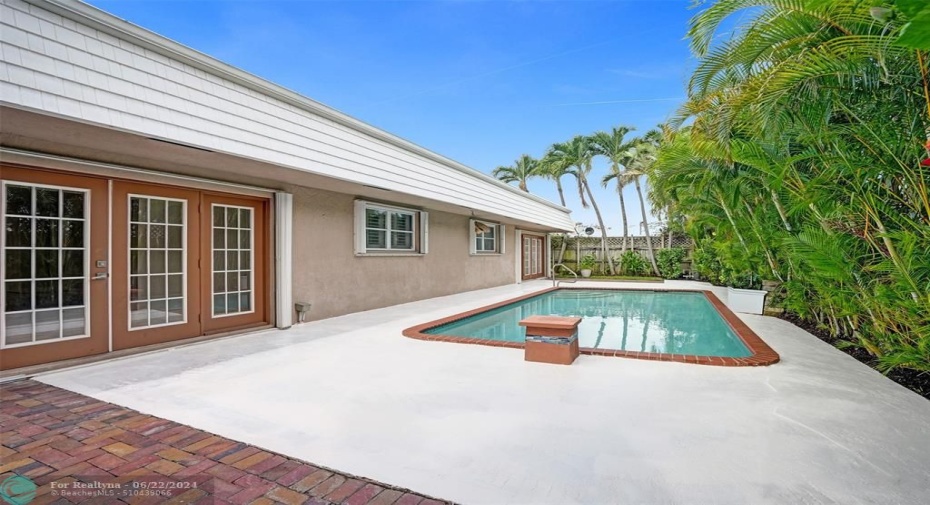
[0,380,450,505]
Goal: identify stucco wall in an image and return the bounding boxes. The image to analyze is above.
[288,185,519,321]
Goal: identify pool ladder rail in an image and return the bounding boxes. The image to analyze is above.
[552,263,579,287]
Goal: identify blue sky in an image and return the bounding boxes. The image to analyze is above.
[88,0,698,235]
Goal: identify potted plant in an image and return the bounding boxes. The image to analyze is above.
[725,272,767,315]
[578,255,596,278]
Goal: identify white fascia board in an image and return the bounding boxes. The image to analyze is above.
[17,0,573,229]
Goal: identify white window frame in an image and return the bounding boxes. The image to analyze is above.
[354,200,428,255]
[469,219,505,255]
[1,181,92,348]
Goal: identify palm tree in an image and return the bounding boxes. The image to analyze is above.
[591,126,636,254]
[619,138,661,277]
[539,148,575,264]
[547,136,617,275]
[538,148,575,208]
[492,154,539,192]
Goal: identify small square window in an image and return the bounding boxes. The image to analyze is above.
[471,220,502,254]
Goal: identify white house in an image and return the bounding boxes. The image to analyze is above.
[0,0,573,370]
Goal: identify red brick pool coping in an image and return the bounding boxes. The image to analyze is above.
[0,380,453,505]
[402,287,780,367]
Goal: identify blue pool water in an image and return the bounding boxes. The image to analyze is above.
[425,290,751,357]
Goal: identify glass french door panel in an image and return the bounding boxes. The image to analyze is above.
[2,182,88,347]
[128,195,186,329]
[522,236,544,277]
[523,239,531,275]
[537,239,544,275]
[531,239,540,275]
[212,205,254,317]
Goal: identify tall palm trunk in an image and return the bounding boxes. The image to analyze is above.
[634,177,660,276]
[666,206,673,248]
[741,199,782,280]
[555,178,569,264]
[770,190,792,232]
[554,177,567,207]
[617,186,629,253]
[583,178,616,275]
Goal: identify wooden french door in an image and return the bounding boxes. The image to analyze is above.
[522,234,546,280]
[112,183,269,349]
[0,166,109,369]
[201,193,267,334]
[1,169,270,370]
[111,182,202,350]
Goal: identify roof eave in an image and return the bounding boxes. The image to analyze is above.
[29,0,571,216]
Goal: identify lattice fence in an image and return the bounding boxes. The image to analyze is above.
[551,235,693,272]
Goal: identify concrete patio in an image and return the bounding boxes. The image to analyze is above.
[35,280,930,504]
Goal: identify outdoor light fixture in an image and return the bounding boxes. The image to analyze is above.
[295,302,312,323]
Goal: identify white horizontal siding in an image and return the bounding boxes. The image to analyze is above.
[0,0,574,230]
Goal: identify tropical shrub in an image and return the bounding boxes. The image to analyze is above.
[724,272,761,291]
[655,248,687,279]
[649,0,930,372]
[690,241,761,288]
[617,250,650,277]
[690,243,722,284]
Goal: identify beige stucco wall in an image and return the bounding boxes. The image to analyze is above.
[287,185,520,321]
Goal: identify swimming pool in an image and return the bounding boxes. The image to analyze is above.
[403,288,779,366]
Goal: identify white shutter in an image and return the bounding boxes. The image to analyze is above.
[468,219,477,255]
[419,211,429,254]
[354,200,367,254]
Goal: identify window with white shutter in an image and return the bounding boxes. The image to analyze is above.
[469,219,504,255]
[354,201,428,255]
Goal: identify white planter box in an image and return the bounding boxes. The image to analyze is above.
[580,269,592,278]
[726,287,767,315]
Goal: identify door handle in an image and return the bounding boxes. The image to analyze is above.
[92,272,109,280]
